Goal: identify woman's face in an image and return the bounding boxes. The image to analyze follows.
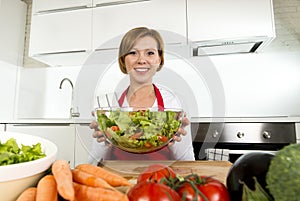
[124,36,161,85]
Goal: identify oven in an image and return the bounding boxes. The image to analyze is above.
[191,122,296,163]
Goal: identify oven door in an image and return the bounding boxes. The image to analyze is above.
[191,122,296,163]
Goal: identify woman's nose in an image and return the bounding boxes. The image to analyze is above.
[137,54,146,64]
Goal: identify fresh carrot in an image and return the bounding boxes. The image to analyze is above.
[16,187,37,201]
[52,160,75,200]
[72,168,115,190]
[73,182,129,201]
[75,163,132,187]
[36,175,58,201]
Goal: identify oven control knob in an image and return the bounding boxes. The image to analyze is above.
[212,130,219,138]
[263,131,271,139]
[237,132,244,138]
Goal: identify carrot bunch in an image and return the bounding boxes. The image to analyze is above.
[16,160,131,201]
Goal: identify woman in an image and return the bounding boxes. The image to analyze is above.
[89,27,195,161]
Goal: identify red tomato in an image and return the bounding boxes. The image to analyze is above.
[127,181,181,201]
[158,135,169,142]
[110,125,119,131]
[137,164,176,184]
[177,176,230,201]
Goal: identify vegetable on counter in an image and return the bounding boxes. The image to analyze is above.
[0,138,46,166]
[73,182,128,201]
[137,163,176,184]
[130,163,230,201]
[16,160,129,201]
[175,175,230,201]
[16,187,37,201]
[52,160,75,201]
[127,180,181,201]
[226,152,275,201]
[75,163,132,187]
[36,175,58,201]
[266,143,300,201]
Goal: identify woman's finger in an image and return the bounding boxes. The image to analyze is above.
[181,115,190,127]
[89,120,99,130]
[92,130,103,138]
[177,127,187,136]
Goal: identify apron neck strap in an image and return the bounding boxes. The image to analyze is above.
[118,84,164,111]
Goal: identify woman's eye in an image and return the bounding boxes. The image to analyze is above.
[128,51,137,55]
[146,51,155,56]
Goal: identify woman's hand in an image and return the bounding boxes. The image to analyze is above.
[168,113,190,146]
[89,111,111,146]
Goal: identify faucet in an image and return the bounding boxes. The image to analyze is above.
[59,78,80,118]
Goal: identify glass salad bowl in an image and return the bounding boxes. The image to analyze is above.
[96,107,183,154]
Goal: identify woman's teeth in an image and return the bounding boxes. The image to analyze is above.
[135,68,149,72]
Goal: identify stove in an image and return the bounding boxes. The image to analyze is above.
[191,122,296,162]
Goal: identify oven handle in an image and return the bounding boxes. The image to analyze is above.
[228,150,277,155]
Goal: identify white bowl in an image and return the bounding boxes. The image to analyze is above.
[0,132,58,201]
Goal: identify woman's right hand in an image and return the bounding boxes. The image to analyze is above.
[90,111,109,144]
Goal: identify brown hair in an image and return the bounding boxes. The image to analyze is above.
[118,27,165,74]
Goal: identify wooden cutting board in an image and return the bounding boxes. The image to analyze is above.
[101,160,232,185]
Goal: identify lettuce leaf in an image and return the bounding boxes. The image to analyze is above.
[0,138,46,166]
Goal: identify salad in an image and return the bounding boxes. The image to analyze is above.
[97,108,182,153]
[0,138,46,166]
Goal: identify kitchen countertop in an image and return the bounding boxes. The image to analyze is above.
[191,116,300,123]
[0,118,94,124]
[100,160,232,185]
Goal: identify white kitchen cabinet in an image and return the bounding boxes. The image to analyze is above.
[0,0,26,66]
[29,9,92,66]
[0,124,5,132]
[6,124,76,167]
[92,0,187,50]
[32,0,92,14]
[187,0,275,42]
[74,124,94,166]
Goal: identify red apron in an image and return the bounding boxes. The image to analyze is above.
[108,84,173,160]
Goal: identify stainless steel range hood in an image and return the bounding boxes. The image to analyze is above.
[192,36,270,56]
[188,0,276,56]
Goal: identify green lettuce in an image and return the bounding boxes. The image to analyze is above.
[0,138,46,166]
[97,109,182,150]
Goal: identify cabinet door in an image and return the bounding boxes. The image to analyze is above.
[187,0,275,42]
[6,124,76,168]
[92,0,186,50]
[32,0,92,14]
[0,0,26,65]
[74,124,94,166]
[29,9,92,66]
[0,124,5,131]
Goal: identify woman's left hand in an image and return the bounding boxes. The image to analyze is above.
[168,114,190,146]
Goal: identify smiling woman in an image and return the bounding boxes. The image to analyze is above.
[89,27,195,162]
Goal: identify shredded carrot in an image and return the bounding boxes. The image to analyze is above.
[73,182,129,201]
[36,175,58,201]
[52,160,75,200]
[16,187,37,201]
[75,163,132,187]
[72,168,115,190]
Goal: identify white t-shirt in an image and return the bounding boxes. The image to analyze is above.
[88,85,195,163]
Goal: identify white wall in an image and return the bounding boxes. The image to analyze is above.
[15,49,300,119]
[0,61,19,121]
[17,66,81,119]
